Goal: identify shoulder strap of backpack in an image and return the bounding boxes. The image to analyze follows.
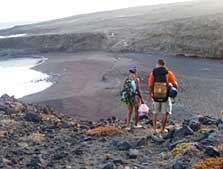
[165,69,168,83]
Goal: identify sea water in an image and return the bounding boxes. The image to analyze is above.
[0,34,27,39]
[0,57,53,98]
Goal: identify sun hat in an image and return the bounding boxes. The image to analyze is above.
[129,66,137,73]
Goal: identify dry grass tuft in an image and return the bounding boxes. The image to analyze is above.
[0,119,17,126]
[41,114,61,123]
[29,132,45,142]
[20,132,45,142]
[0,131,7,138]
[87,126,122,136]
[193,158,223,169]
[198,128,213,134]
[171,143,194,156]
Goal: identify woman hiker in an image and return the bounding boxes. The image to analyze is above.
[122,66,145,130]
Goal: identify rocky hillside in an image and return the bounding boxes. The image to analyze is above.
[0,0,223,58]
[0,33,107,56]
[0,94,222,168]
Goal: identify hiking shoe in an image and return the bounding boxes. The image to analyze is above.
[161,128,169,134]
[134,124,143,129]
[125,127,131,131]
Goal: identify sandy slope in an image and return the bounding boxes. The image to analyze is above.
[21,52,128,120]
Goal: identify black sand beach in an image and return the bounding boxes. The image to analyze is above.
[20,52,223,121]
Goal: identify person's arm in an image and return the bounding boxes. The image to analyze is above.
[148,72,154,99]
[135,78,144,104]
[168,71,178,89]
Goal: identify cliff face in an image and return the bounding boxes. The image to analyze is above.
[0,0,223,58]
[0,33,108,54]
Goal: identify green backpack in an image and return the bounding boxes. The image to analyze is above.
[120,79,136,105]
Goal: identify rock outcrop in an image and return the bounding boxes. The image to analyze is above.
[0,94,222,168]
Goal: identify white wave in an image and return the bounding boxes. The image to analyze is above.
[0,33,27,39]
[200,68,210,71]
[0,25,14,30]
[0,57,53,98]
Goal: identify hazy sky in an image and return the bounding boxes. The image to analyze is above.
[1,0,195,23]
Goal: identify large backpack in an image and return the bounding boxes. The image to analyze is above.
[120,78,137,104]
[152,67,169,102]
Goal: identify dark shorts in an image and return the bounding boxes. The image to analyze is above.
[129,95,141,106]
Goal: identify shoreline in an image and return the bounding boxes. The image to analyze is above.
[0,56,53,99]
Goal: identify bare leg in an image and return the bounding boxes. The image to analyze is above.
[134,105,139,126]
[152,112,157,134]
[127,105,133,128]
[161,112,169,133]
[134,99,141,126]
